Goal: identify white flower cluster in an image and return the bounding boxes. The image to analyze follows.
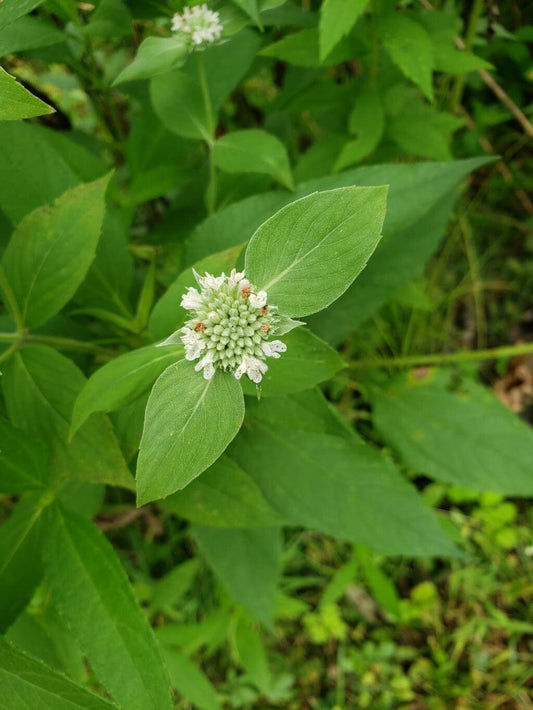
[171,4,223,48]
[177,269,287,383]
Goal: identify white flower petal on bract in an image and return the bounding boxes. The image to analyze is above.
[249,290,267,308]
[195,271,225,291]
[181,287,203,310]
[228,268,246,288]
[261,339,287,358]
[246,356,268,384]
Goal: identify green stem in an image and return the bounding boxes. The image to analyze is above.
[206,149,218,214]
[349,342,533,371]
[197,51,215,145]
[0,332,109,354]
[0,266,23,331]
[450,0,484,110]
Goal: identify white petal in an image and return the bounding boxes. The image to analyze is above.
[249,290,267,308]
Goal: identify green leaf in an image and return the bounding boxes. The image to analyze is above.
[232,0,261,27]
[370,371,533,496]
[1,174,111,328]
[241,328,344,397]
[0,496,44,632]
[230,400,458,556]
[0,0,44,31]
[42,505,173,710]
[233,617,271,693]
[0,416,51,494]
[161,648,222,710]
[0,16,64,56]
[71,344,184,435]
[0,638,118,710]
[0,66,53,120]
[151,69,213,141]
[0,123,85,224]
[245,186,388,317]
[388,101,464,161]
[212,129,294,190]
[151,30,260,141]
[260,27,353,67]
[319,0,369,60]
[82,0,132,38]
[335,87,385,171]
[114,36,188,84]
[137,360,245,504]
[74,208,134,316]
[307,156,493,343]
[152,559,199,611]
[163,454,284,528]
[149,244,244,341]
[194,525,281,627]
[417,9,492,74]
[3,346,134,490]
[378,13,434,101]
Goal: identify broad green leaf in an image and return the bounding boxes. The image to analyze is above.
[151,69,213,141]
[335,87,385,171]
[137,360,245,504]
[6,606,85,680]
[152,559,199,611]
[212,129,294,190]
[1,174,111,328]
[149,244,244,341]
[42,505,173,710]
[0,0,43,31]
[319,0,369,60]
[151,30,260,141]
[233,617,271,693]
[3,346,134,490]
[0,123,79,224]
[82,0,132,38]
[241,328,345,397]
[0,16,64,55]
[164,454,284,528]
[115,36,187,84]
[194,525,281,627]
[245,186,388,317]
[370,371,533,496]
[417,9,492,74]
[378,13,434,101]
[0,496,44,632]
[0,66,53,120]
[0,639,118,710]
[0,416,51,493]
[161,648,222,710]
[388,101,463,161]
[232,0,261,27]
[229,401,458,556]
[74,208,134,316]
[260,27,353,67]
[307,157,493,343]
[71,344,184,435]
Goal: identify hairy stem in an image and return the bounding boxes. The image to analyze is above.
[350,342,533,371]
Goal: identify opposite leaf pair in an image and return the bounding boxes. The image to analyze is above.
[136,185,388,505]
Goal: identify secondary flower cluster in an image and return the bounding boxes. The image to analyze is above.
[179,269,286,383]
[171,4,223,48]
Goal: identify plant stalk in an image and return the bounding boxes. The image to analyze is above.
[350,341,533,371]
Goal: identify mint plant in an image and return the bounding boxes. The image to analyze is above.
[0,0,532,708]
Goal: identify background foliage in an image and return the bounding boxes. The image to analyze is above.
[0,0,532,708]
